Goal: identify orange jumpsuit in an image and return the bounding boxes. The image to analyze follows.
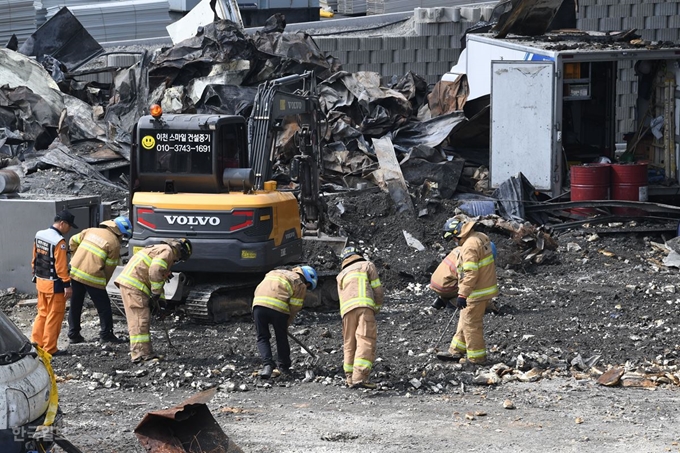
[337,256,384,386]
[31,226,71,354]
[446,231,498,363]
[114,244,178,362]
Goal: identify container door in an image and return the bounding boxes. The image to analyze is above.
[490,60,556,193]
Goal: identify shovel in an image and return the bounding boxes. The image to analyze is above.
[431,307,459,352]
[287,330,319,366]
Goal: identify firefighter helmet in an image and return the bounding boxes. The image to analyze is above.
[176,238,192,261]
[113,216,132,238]
[340,246,360,261]
[298,265,318,290]
[442,218,465,240]
[163,238,192,262]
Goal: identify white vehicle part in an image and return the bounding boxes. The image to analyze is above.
[442,40,550,101]
[167,0,244,44]
[0,355,51,429]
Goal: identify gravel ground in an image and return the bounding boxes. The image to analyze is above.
[5,189,680,452]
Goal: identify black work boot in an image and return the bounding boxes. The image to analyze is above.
[259,364,273,379]
[69,334,86,344]
[101,332,126,344]
[431,297,447,310]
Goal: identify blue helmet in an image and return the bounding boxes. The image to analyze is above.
[114,216,132,238]
[299,265,318,290]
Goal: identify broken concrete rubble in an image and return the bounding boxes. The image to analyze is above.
[1,0,680,395]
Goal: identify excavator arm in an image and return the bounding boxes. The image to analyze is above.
[248,71,323,234]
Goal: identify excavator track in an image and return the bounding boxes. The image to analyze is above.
[184,277,265,323]
[184,284,224,322]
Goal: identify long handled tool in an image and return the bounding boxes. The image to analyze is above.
[431,307,459,351]
[150,296,180,355]
[287,330,319,365]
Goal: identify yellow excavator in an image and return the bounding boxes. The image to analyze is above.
[110,71,341,322]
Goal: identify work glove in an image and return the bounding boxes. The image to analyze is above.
[149,294,164,315]
[455,296,467,310]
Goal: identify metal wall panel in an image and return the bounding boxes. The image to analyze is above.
[490,60,555,191]
[0,196,101,294]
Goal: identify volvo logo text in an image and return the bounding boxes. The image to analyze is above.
[165,215,220,226]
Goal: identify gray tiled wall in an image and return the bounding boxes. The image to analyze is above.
[313,5,485,86]
[316,1,680,140]
[577,0,680,138]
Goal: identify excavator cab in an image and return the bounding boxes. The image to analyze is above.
[129,110,303,275]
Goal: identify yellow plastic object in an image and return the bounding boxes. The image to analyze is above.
[35,346,59,427]
[263,180,277,191]
[320,8,334,17]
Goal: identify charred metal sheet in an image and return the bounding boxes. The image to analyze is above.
[448,96,490,150]
[492,173,548,225]
[493,0,566,39]
[18,8,103,72]
[104,50,152,159]
[39,143,126,191]
[400,158,464,199]
[551,216,679,233]
[427,76,469,116]
[135,388,243,453]
[525,200,680,215]
[597,367,624,387]
[391,112,467,152]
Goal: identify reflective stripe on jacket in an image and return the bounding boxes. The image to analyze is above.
[69,225,122,289]
[32,226,70,293]
[456,231,498,301]
[252,269,307,320]
[337,259,384,317]
[114,244,176,298]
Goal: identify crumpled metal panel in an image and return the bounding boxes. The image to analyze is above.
[134,388,243,453]
[18,7,103,72]
[493,0,567,38]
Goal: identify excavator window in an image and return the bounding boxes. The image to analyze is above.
[216,122,248,174]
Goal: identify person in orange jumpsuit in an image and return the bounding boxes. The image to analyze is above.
[31,210,77,356]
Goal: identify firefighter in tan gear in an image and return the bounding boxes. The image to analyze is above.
[252,266,318,379]
[67,216,132,344]
[432,217,498,365]
[429,246,461,309]
[31,210,76,356]
[337,247,384,389]
[114,238,192,363]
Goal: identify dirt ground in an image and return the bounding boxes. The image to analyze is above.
[5,189,680,452]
